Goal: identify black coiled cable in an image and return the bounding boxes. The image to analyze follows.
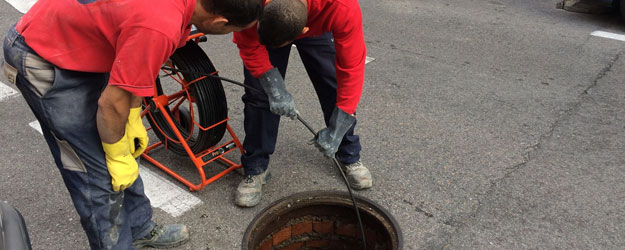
[146,41,228,155]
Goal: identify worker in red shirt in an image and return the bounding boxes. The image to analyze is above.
[2,0,262,248]
[232,0,372,207]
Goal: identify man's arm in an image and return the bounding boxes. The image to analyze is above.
[233,28,297,117]
[314,2,366,157]
[97,85,135,144]
[97,85,143,192]
[331,3,367,115]
[233,27,275,78]
[99,27,175,142]
[96,87,143,143]
[97,27,173,192]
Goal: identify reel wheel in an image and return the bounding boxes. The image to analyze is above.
[145,41,228,155]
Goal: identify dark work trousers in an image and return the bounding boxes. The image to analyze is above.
[241,32,361,176]
[3,25,154,250]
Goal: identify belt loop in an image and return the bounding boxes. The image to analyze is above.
[6,24,19,48]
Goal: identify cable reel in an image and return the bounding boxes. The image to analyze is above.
[145,40,228,155]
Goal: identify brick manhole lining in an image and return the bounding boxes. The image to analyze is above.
[242,191,402,250]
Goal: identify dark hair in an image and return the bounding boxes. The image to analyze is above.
[201,0,264,27]
[258,0,307,48]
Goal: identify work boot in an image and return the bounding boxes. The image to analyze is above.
[133,224,189,248]
[341,161,372,190]
[235,171,270,207]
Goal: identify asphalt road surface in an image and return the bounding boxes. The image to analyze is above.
[1,0,623,249]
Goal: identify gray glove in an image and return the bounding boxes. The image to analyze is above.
[314,107,356,158]
[259,68,297,118]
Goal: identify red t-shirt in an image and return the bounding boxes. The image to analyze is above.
[233,0,366,114]
[16,0,196,97]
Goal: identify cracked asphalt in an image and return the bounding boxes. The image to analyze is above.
[1,0,624,249]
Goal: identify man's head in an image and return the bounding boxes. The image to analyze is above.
[192,0,264,34]
[258,0,308,48]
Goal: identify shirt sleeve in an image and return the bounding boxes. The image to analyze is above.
[109,27,177,97]
[233,26,274,78]
[331,3,366,115]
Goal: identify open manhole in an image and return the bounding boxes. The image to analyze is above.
[242,191,402,250]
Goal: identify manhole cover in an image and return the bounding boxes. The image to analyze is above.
[242,191,402,250]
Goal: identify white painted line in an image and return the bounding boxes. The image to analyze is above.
[28,120,202,217]
[29,120,42,134]
[591,31,625,42]
[140,165,203,217]
[0,81,19,101]
[290,43,373,64]
[4,0,36,13]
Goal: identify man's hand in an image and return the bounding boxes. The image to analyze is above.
[125,106,148,158]
[96,85,143,192]
[259,68,297,118]
[102,135,139,192]
[314,107,356,158]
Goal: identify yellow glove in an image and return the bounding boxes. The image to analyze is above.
[102,135,139,192]
[125,107,148,158]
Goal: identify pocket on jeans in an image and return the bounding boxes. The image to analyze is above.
[52,134,87,173]
[23,53,54,97]
[2,60,18,84]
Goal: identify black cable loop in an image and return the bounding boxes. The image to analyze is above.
[146,41,227,155]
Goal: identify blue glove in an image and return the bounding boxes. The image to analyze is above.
[259,68,297,118]
[314,107,356,158]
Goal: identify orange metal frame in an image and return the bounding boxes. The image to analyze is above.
[140,33,244,191]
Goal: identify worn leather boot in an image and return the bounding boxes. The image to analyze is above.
[133,224,189,248]
[235,171,270,207]
[341,160,372,190]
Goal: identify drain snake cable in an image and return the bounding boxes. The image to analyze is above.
[161,66,368,249]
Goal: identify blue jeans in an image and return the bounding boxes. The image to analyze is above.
[3,25,154,250]
[241,33,362,175]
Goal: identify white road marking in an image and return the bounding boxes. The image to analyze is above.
[29,120,42,134]
[0,81,19,101]
[590,31,625,42]
[4,0,36,13]
[139,165,203,217]
[290,43,375,64]
[28,120,202,217]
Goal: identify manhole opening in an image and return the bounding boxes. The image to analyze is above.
[243,191,402,250]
